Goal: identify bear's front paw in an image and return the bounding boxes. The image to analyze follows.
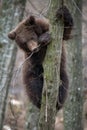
[38,32,52,46]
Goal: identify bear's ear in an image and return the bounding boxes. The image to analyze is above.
[25,16,36,25]
[8,30,16,40]
[29,16,36,25]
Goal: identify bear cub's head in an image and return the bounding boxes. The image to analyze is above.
[8,16,49,53]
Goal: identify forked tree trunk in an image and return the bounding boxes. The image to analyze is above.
[0,0,26,129]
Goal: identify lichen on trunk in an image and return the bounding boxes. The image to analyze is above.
[38,0,64,130]
[26,0,64,130]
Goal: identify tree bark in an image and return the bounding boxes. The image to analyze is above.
[63,0,83,130]
[38,0,64,129]
[0,0,26,129]
[26,0,64,130]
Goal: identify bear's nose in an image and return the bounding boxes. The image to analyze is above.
[8,31,16,40]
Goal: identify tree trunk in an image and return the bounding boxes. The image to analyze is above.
[0,0,26,129]
[38,0,64,129]
[64,0,83,130]
[26,0,64,130]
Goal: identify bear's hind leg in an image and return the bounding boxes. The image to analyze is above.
[25,64,44,108]
[56,44,69,110]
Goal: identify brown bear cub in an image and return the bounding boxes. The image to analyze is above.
[8,6,73,110]
[8,16,51,108]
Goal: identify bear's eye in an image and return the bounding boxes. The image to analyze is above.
[29,34,38,41]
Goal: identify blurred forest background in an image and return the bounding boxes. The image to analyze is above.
[0,0,87,130]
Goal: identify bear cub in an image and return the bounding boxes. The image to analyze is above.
[8,6,73,110]
[8,16,51,108]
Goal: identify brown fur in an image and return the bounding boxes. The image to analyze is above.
[56,43,69,110]
[8,16,49,53]
[56,6,73,110]
[8,7,73,110]
[56,5,73,40]
[8,16,51,108]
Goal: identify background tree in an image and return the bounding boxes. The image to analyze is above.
[0,0,26,129]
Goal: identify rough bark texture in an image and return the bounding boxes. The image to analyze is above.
[0,0,26,129]
[63,0,83,130]
[38,0,63,129]
[26,0,64,130]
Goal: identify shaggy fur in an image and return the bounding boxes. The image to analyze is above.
[8,16,51,108]
[56,6,73,110]
[8,6,73,110]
